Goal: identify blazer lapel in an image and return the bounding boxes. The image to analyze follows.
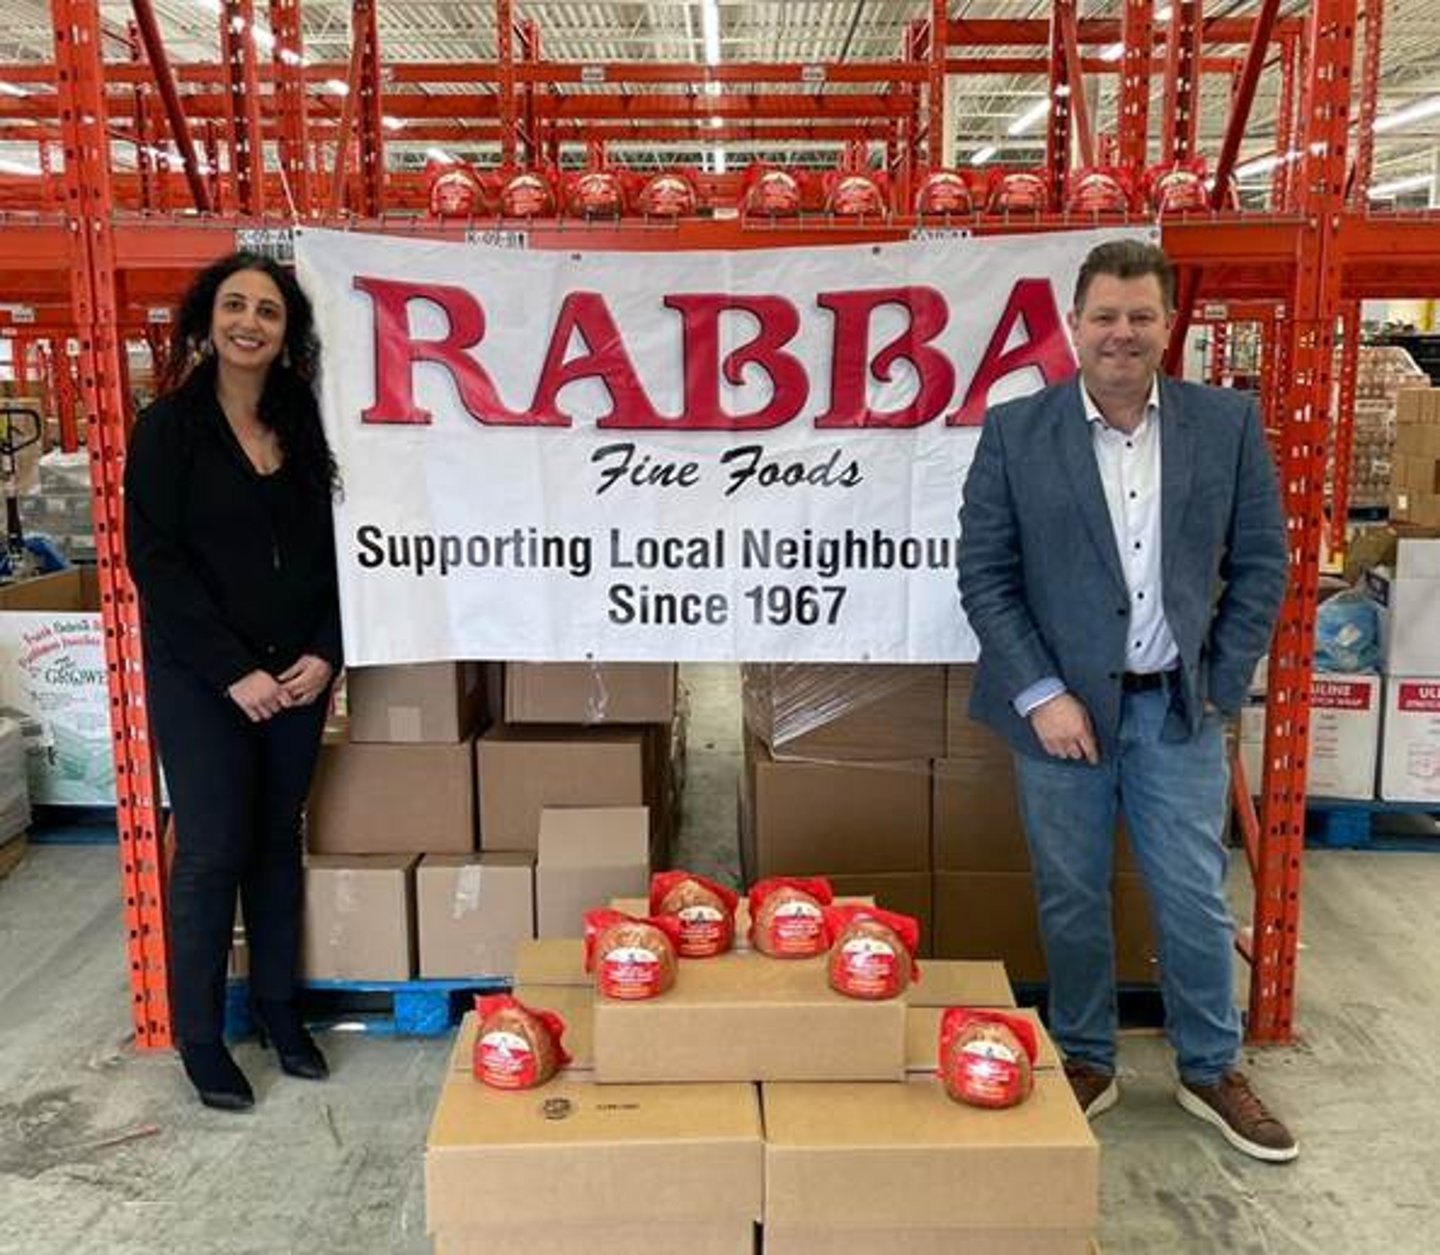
[1158,375,1196,587]
[1056,384,1127,597]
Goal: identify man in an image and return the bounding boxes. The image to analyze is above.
[957,239,1296,1163]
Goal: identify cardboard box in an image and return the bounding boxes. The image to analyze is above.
[743,663,946,761]
[933,758,1137,873]
[302,854,416,980]
[592,951,906,1084]
[512,937,588,988]
[306,735,476,854]
[945,664,1014,761]
[434,1223,755,1255]
[477,727,646,852]
[1369,565,1440,674]
[346,662,486,743]
[505,662,676,724]
[933,871,1157,984]
[762,1075,1098,1231]
[763,1231,1092,1255]
[1237,674,1381,799]
[450,998,594,1075]
[425,1076,763,1230]
[1380,676,1440,801]
[536,806,650,937]
[742,738,930,877]
[906,957,1016,1010]
[826,872,933,958]
[417,852,535,978]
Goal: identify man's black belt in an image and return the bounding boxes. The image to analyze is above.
[1121,670,1168,693]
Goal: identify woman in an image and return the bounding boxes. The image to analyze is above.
[126,252,341,1111]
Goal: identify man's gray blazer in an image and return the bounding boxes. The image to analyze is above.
[957,374,1288,761]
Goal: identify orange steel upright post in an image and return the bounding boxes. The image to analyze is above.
[1162,0,1201,163]
[1348,0,1384,207]
[1250,0,1357,1044]
[354,0,385,217]
[54,0,172,1049]
[1044,8,1071,211]
[1272,30,1300,210]
[1117,1,1154,171]
[270,0,312,215]
[1330,301,1362,558]
[219,0,267,215]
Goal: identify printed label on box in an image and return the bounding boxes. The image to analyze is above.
[1397,682,1440,712]
[1313,679,1376,710]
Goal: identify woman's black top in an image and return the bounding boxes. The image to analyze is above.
[124,377,342,694]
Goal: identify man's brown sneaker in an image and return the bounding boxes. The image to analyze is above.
[1064,1059,1118,1120]
[1177,1070,1298,1163]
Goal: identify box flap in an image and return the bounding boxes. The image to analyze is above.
[305,853,418,873]
[426,1076,762,1230]
[513,938,589,986]
[538,807,651,868]
[762,1076,1097,1230]
[906,959,1016,1008]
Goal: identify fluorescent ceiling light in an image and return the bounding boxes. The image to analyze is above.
[323,78,350,95]
[701,0,721,67]
[278,48,305,67]
[712,147,727,174]
[709,115,723,130]
[382,115,406,131]
[704,80,721,97]
[1157,5,1173,20]
[0,157,40,175]
[250,24,275,52]
[970,144,997,167]
[1370,173,1432,199]
[1100,42,1125,63]
[1374,96,1440,133]
[0,81,28,97]
[1007,98,1051,136]
[425,147,455,164]
[1235,153,1285,179]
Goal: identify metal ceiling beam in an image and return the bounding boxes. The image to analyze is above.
[127,0,212,211]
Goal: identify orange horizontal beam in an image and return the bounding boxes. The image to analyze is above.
[946,16,1302,45]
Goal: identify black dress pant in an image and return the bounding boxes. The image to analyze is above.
[146,661,330,1044]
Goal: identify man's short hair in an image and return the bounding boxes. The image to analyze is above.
[1074,239,1177,312]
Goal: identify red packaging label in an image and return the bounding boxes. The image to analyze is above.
[476,1029,538,1090]
[834,936,900,998]
[952,1040,1026,1108]
[676,904,730,957]
[766,900,826,955]
[1398,682,1440,712]
[1312,679,1374,710]
[598,947,664,999]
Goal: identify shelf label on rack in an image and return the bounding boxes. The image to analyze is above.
[235,227,295,264]
[1,305,36,325]
[465,228,529,250]
[146,307,171,324]
[801,65,827,83]
[909,227,972,243]
[297,224,1144,663]
[580,65,606,84]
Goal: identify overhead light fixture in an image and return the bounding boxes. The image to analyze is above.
[1369,173,1432,199]
[1374,95,1440,133]
[323,78,350,96]
[0,157,40,175]
[250,24,275,53]
[382,115,406,131]
[0,81,28,97]
[709,116,723,130]
[277,47,306,67]
[1157,5,1173,21]
[970,144,997,167]
[1006,98,1051,136]
[712,148,727,174]
[701,0,721,68]
[1099,42,1125,63]
[1235,153,1286,179]
[425,147,456,164]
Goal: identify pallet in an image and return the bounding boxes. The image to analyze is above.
[1306,797,1440,850]
[225,975,508,1039]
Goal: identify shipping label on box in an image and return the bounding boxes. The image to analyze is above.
[1381,677,1440,801]
[1306,674,1381,799]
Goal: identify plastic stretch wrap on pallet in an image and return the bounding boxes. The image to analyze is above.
[0,717,32,842]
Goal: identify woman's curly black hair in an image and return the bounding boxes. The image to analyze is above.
[160,251,339,495]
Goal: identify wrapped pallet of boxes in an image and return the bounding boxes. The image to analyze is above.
[504,662,676,725]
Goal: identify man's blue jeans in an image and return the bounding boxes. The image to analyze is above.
[1013,686,1240,1085]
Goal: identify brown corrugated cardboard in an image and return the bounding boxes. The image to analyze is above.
[825,872,933,957]
[425,1076,763,1230]
[536,806,650,937]
[743,663,946,761]
[742,738,930,877]
[346,662,486,743]
[933,871,1157,984]
[306,734,476,855]
[449,998,594,1075]
[609,893,875,953]
[477,727,646,852]
[906,1005,1061,1072]
[945,664,1014,761]
[906,958,1016,1009]
[505,662,677,724]
[417,852,535,978]
[512,937,588,987]
[302,855,416,980]
[764,1228,1091,1255]
[1380,676,1440,801]
[592,951,906,1083]
[763,1075,1097,1231]
[434,1222,756,1255]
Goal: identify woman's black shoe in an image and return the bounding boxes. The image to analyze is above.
[178,1042,255,1111]
[253,1000,329,1080]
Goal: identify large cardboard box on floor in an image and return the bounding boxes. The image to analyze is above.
[933,870,1157,984]
[743,663,946,761]
[425,1075,762,1232]
[512,937,588,987]
[535,806,650,937]
[416,852,535,978]
[504,662,677,725]
[592,950,906,1083]
[477,726,647,852]
[302,854,416,980]
[1236,673,1381,799]
[1380,676,1440,801]
[434,1222,756,1255]
[345,661,487,743]
[306,730,476,854]
[762,1075,1097,1248]
[741,736,930,877]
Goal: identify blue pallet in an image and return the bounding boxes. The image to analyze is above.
[1306,798,1440,851]
[225,975,509,1039]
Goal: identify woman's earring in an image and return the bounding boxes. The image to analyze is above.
[281,346,292,368]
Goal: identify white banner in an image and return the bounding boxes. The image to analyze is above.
[297,225,1149,663]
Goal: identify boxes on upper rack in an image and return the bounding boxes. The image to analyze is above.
[1379,676,1440,802]
[416,852,535,978]
[504,663,677,725]
[1365,539,1440,674]
[346,662,487,743]
[302,854,417,980]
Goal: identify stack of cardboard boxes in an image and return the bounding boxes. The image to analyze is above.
[1343,346,1428,512]
[740,663,1159,984]
[1390,386,1440,528]
[425,935,1099,1253]
[291,662,681,982]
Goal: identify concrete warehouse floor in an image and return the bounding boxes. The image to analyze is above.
[1,665,1438,1254]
